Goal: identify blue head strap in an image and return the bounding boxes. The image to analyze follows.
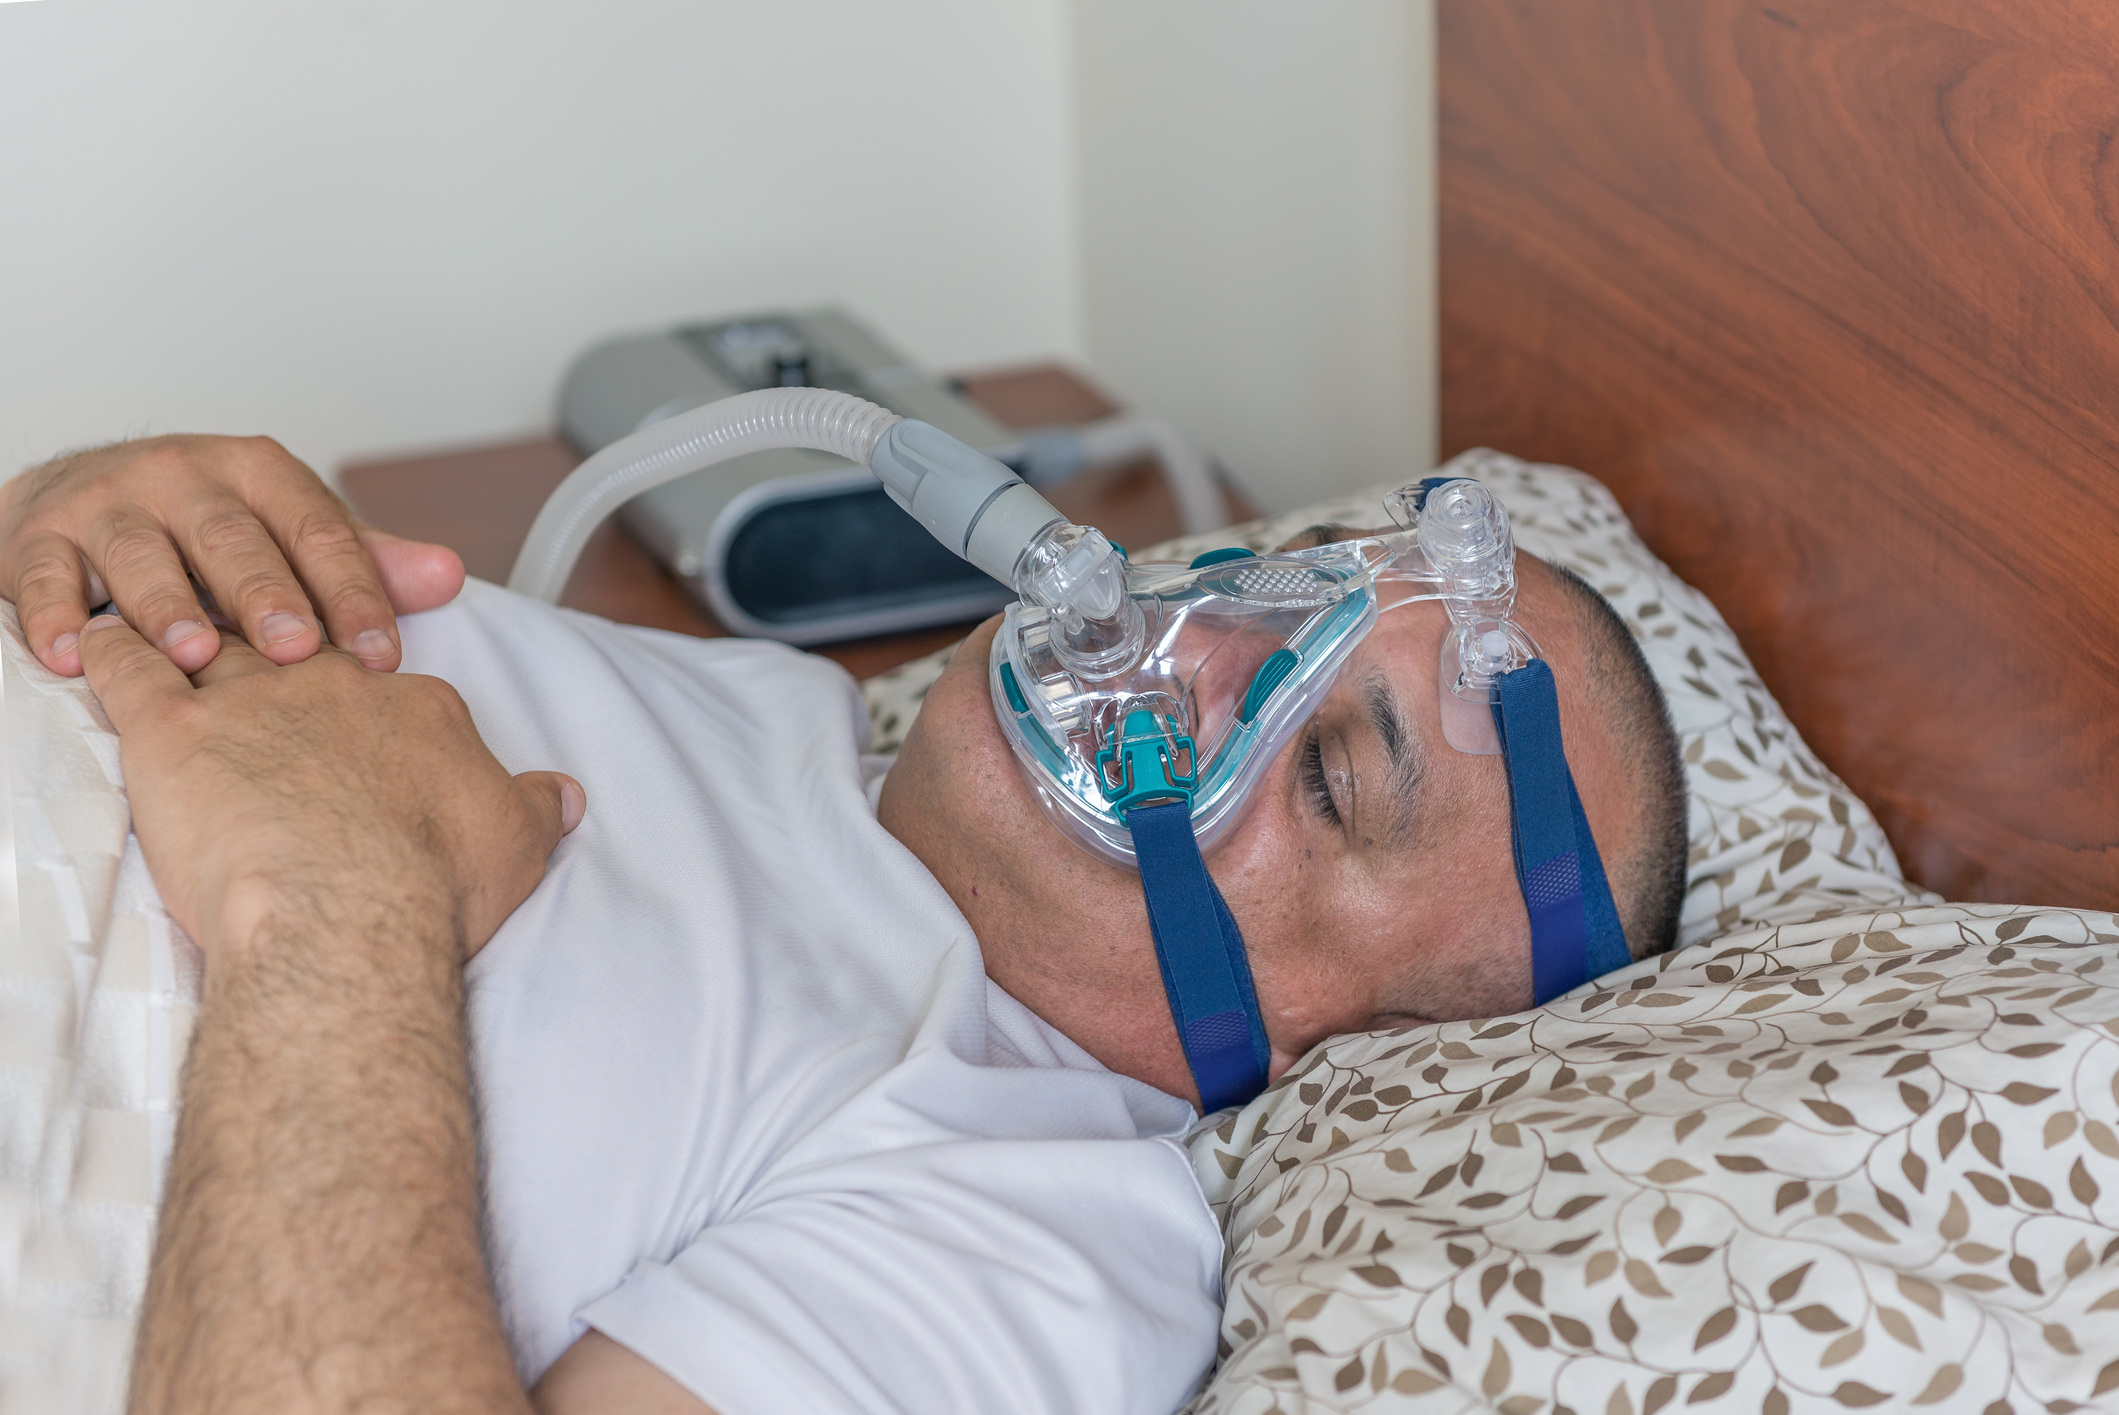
[1102,708,1271,1112]
[1129,801,1271,1111]
[1407,481,1629,997]
[1492,658,1632,1002]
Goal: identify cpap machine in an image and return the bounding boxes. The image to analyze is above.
[557,308,1227,643]
[512,388,1629,1112]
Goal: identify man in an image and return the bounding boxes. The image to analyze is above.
[0,435,1688,1413]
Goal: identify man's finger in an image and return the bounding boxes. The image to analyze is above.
[360,527,466,618]
[77,613,194,732]
[220,442,406,670]
[78,509,222,674]
[242,479,403,668]
[174,497,330,669]
[517,771,588,843]
[7,530,96,676]
[186,629,284,687]
[459,771,585,959]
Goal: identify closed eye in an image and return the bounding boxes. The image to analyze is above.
[1301,726,1342,827]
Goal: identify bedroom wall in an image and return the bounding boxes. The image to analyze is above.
[0,0,1080,481]
[1069,0,1438,512]
[0,0,1438,515]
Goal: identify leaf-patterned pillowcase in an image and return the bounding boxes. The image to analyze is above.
[1186,903,2119,1414]
[862,447,1928,940]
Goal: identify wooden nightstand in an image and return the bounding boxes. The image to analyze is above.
[339,363,1248,679]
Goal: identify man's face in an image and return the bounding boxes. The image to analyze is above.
[878,547,1634,1105]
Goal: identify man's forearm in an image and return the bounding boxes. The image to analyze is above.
[131,890,529,1415]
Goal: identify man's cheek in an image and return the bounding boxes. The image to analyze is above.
[1203,741,1317,888]
[912,623,1000,732]
[882,625,1033,850]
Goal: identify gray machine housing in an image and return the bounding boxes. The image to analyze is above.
[557,307,1021,644]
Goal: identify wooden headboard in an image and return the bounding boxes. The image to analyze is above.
[1439,0,2119,908]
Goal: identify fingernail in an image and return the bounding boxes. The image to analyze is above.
[51,632,80,658]
[258,611,308,645]
[560,781,586,834]
[161,619,208,650]
[85,613,124,630]
[351,629,394,661]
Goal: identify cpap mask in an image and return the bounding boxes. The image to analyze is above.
[985,477,1629,1108]
[989,476,1541,867]
[510,389,1630,1113]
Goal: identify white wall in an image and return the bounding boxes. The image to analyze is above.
[1070,0,1437,513]
[0,0,1079,480]
[0,0,1437,516]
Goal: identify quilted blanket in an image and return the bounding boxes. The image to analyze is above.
[1,603,192,1414]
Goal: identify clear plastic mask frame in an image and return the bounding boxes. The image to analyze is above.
[989,477,1541,866]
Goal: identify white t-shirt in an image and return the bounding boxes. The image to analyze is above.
[397,580,1223,1415]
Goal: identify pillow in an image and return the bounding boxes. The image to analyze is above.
[863,447,1930,944]
[1137,455,2115,1411]
[1186,901,2119,1414]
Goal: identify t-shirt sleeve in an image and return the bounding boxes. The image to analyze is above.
[577,1132,1222,1415]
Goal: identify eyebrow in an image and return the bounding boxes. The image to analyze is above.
[1360,670,1426,846]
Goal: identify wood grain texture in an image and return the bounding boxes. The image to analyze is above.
[1439,0,2119,907]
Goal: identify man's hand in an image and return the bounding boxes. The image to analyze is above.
[87,616,587,1415]
[80,613,581,960]
[0,434,464,678]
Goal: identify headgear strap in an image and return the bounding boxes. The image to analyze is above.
[1492,659,1632,1002]
[1128,800,1271,1112]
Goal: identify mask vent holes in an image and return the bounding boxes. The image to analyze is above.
[1203,561,1346,607]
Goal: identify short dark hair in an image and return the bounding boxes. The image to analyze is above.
[1547,564,1689,958]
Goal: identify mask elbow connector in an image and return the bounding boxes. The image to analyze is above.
[868,420,1144,675]
[1011,522,1146,679]
[868,419,1068,582]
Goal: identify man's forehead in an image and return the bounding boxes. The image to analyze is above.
[1347,598,1445,719]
